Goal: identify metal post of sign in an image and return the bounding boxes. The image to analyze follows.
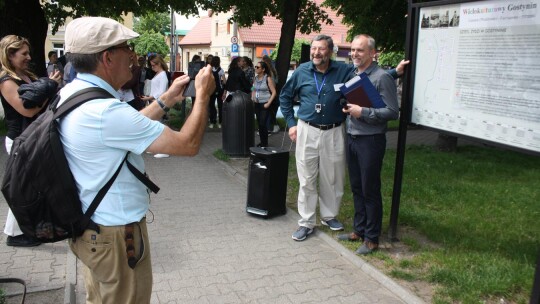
[388,0,417,242]
[170,7,176,72]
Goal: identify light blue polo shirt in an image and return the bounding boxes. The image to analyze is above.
[58,73,165,226]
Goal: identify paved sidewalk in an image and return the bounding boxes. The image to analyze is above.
[0,129,462,303]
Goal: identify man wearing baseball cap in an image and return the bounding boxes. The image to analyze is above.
[59,17,215,303]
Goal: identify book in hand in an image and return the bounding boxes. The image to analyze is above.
[340,73,385,108]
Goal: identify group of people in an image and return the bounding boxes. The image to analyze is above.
[1,16,216,303]
[281,34,408,256]
[1,15,408,302]
[198,53,280,148]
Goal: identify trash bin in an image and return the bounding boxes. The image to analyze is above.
[222,91,254,157]
[246,146,289,218]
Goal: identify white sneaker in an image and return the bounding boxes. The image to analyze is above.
[209,124,214,129]
[153,154,169,158]
[218,124,221,129]
[273,125,280,133]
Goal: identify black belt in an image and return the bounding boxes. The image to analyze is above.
[349,133,384,139]
[305,121,341,130]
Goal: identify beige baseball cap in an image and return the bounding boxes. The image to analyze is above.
[65,17,139,54]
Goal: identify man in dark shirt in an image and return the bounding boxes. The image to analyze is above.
[280,35,353,241]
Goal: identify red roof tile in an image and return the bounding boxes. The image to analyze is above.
[239,3,351,48]
[178,16,212,46]
[180,2,351,48]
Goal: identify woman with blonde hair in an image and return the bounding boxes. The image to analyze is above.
[141,54,170,158]
[0,35,61,247]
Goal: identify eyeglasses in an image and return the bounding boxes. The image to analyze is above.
[107,44,134,52]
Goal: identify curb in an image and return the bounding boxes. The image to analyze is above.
[64,249,77,304]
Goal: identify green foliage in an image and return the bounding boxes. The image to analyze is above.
[199,0,333,35]
[134,31,170,57]
[286,144,539,302]
[0,288,4,304]
[0,117,7,136]
[323,0,407,51]
[134,12,170,35]
[213,149,230,162]
[39,0,199,34]
[378,51,405,68]
[270,38,311,61]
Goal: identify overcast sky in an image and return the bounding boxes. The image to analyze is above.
[175,9,207,30]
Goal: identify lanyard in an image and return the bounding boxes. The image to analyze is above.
[313,72,326,96]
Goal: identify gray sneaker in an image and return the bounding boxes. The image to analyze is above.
[320,219,344,231]
[355,240,379,255]
[292,226,313,241]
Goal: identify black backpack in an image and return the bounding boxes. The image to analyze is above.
[1,87,159,243]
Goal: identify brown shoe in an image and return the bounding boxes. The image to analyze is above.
[355,240,379,255]
[337,232,363,242]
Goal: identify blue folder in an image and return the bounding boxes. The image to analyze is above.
[340,73,385,108]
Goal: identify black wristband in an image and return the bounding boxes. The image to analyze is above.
[156,97,170,113]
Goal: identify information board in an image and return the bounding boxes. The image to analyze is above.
[410,0,540,153]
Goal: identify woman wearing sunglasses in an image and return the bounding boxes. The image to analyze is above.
[252,61,277,147]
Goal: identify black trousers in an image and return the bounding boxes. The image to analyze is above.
[209,92,223,124]
[346,133,386,244]
[254,103,270,146]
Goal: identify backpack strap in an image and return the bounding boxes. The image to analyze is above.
[53,87,112,120]
[53,87,160,235]
[126,160,160,193]
[84,153,129,217]
[0,277,26,304]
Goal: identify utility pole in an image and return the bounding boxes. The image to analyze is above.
[170,7,176,72]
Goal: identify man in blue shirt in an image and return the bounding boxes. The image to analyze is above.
[280,35,354,241]
[60,17,215,303]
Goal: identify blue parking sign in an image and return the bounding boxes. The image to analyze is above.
[231,43,239,53]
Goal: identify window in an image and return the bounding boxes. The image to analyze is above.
[53,43,64,57]
[227,21,231,35]
[215,22,218,36]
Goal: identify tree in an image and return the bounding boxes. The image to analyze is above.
[270,38,310,63]
[0,0,199,77]
[1,0,333,87]
[199,0,334,93]
[134,12,171,35]
[323,0,408,51]
[135,32,170,58]
[378,51,405,68]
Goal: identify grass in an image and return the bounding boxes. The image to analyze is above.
[0,117,6,136]
[213,149,230,162]
[285,144,539,303]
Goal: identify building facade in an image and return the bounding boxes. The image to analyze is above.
[179,4,352,73]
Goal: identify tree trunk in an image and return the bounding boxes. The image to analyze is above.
[274,0,302,94]
[435,133,458,152]
[0,0,48,77]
